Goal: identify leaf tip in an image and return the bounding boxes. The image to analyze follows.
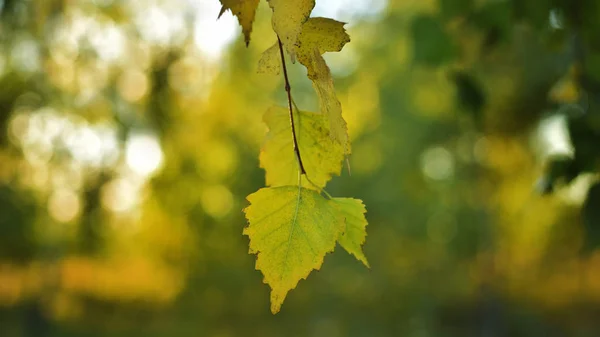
[269,287,288,314]
[357,254,370,269]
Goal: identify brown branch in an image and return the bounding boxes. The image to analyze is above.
[277,37,306,175]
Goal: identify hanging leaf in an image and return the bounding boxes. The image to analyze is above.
[259,18,350,77]
[233,0,366,315]
[267,0,315,59]
[260,106,344,189]
[218,0,260,46]
[257,42,281,75]
[295,17,350,78]
[309,52,351,154]
[332,197,369,267]
[258,18,351,154]
[244,186,344,313]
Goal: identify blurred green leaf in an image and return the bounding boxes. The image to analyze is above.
[0,185,37,261]
[471,1,512,50]
[439,0,474,19]
[568,110,600,169]
[410,15,456,67]
[449,71,486,121]
[536,155,579,195]
[583,182,600,252]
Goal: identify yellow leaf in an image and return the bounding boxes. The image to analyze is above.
[332,198,369,267]
[244,186,344,313]
[260,106,344,189]
[295,17,350,78]
[257,42,281,75]
[267,0,315,59]
[218,0,260,46]
[309,52,351,154]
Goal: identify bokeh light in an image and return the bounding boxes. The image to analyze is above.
[125,133,164,177]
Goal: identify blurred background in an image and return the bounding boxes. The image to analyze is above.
[1,0,600,336]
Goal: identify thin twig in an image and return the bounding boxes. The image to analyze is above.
[278,37,306,175]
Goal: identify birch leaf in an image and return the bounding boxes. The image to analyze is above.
[309,53,351,154]
[267,0,315,59]
[244,186,344,313]
[257,42,281,75]
[332,197,369,267]
[218,0,260,46]
[260,106,344,189]
[295,17,350,78]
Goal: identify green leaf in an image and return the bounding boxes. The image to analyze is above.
[439,0,474,19]
[295,17,350,78]
[535,155,578,195]
[449,71,486,121]
[257,42,281,75]
[471,1,511,50]
[309,52,351,154]
[218,0,260,46]
[332,197,369,267]
[244,186,344,313]
[583,182,600,253]
[260,106,344,190]
[410,14,455,67]
[267,0,315,59]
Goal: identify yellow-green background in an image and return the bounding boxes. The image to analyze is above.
[1,0,599,336]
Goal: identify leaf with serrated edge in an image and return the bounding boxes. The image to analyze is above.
[295,17,350,78]
[257,42,281,75]
[267,0,315,59]
[244,186,344,313]
[218,0,260,46]
[309,52,351,154]
[260,106,344,189]
[332,198,369,267]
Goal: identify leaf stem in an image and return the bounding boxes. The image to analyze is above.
[321,188,333,200]
[303,175,333,200]
[278,37,306,176]
[291,98,301,114]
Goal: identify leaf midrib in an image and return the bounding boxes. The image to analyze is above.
[281,185,302,281]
